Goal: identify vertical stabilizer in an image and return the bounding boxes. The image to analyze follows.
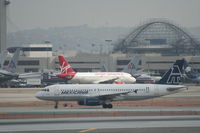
[57,56,76,80]
[158,59,184,84]
[100,59,108,72]
[123,56,141,76]
[5,48,20,73]
[58,56,75,74]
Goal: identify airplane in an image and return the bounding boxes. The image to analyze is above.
[123,56,161,83]
[36,59,186,109]
[156,59,184,85]
[56,56,136,84]
[0,48,20,86]
[100,60,108,72]
[182,58,200,84]
[0,48,43,87]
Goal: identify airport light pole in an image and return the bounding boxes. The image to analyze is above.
[0,0,10,53]
[105,40,112,54]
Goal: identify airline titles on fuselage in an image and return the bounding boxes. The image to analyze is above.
[59,88,151,95]
[61,89,89,94]
[94,73,125,76]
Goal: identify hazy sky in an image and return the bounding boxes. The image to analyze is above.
[6,0,200,32]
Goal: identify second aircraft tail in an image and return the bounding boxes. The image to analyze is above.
[4,48,20,73]
[57,56,76,79]
[157,59,184,85]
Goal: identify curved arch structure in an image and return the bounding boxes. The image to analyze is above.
[114,21,200,55]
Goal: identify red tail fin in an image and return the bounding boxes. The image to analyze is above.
[58,56,75,74]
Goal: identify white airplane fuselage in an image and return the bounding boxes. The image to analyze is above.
[136,74,161,83]
[36,84,186,103]
[68,72,136,84]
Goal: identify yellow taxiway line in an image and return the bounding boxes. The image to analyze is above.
[79,128,97,132]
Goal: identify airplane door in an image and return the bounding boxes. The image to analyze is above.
[94,88,100,96]
[54,87,60,96]
[97,89,100,96]
[154,85,159,96]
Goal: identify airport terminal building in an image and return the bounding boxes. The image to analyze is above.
[6,46,200,78]
[5,21,200,77]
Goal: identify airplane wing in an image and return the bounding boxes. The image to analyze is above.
[99,91,130,101]
[18,72,41,79]
[91,90,138,101]
[93,77,119,84]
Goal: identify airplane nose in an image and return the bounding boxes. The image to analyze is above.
[35,91,43,100]
[131,77,136,83]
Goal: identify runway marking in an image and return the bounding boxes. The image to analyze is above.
[79,128,96,132]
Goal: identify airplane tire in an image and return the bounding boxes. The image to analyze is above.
[102,104,113,108]
[108,104,113,108]
[102,104,107,108]
[63,103,68,107]
[54,102,58,109]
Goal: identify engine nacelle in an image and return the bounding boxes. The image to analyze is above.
[78,97,102,106]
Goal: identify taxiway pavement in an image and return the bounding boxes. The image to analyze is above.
[0,116,200,133]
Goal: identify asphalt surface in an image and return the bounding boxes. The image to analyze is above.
[0,86,200,132]
[1,127,199,133]
[1,106,200,112]
[0,116,200,132]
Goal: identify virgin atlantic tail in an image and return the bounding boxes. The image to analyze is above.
[56,56,76,79]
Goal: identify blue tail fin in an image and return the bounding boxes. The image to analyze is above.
[158,59,184,85]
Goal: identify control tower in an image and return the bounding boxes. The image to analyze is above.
[0,0,10,53]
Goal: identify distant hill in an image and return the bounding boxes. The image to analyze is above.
[7,25,131,53]
[7,26,200,53]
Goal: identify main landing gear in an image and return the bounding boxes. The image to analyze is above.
[54,101,58,109]
[102,103,113,108]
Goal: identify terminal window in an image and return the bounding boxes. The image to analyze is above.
[149,39,166,45]
[24,68,39,72]
[18,60,40,65]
